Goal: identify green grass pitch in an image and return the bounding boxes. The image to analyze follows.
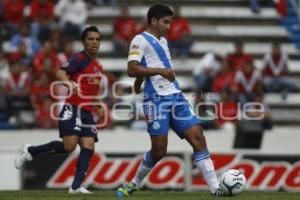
[0,190,299,200]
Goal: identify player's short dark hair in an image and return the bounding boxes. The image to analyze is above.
[80,26,101,41]
[147,4,173,25]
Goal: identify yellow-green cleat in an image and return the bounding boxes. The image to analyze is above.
[115,182,139,198]
[211,186,228,197]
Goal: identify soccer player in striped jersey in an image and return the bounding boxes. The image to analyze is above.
[116,4,226,197]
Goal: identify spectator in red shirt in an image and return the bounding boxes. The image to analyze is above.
[235,60,262,103]
[212,59,238,95]
[215,89,238,128]
[3,0,25,26]
[41,57,58,82]
[136,17,147,34]
[58,40,75,64]
[2,0,25,37]
[31,72,56,128]
[167,6,192,58]
[227,41,254,71]
[275,0,287,17]
[262,42,295,99]
[31,72,51,108]
[49,27,63,53]
[35,98,58,128]
[3,61,31,97]
[113,6,137,57]
[32,40,61,80]
[30,0,55,41]
[3,60,32,118]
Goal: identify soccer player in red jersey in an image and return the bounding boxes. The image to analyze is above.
[15,26,103,194]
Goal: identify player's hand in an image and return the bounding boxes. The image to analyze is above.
[70,81,80,94]
[158,68,176,82]
[97,106,105,119]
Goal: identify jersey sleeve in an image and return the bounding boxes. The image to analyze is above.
[128,35,147,62]
[60,55,81,75]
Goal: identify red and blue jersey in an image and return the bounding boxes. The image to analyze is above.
[61,51,102,112]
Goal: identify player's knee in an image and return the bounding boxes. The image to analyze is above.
[80,141,95,150]
[189,126,207,151]
[64,144,77,153]
[196,131,206,143]
[79,137,95,150]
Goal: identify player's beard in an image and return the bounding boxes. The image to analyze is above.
[158,28,167,37]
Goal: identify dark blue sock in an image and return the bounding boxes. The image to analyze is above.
[71,148,94,190]
[28,141,67,157]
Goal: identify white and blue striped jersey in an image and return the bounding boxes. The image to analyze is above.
[128,31,181,98]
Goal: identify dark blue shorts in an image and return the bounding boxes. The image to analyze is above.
[58,104,98,142]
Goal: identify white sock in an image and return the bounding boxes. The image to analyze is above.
[194,157,220,193]
[132,162,153,187]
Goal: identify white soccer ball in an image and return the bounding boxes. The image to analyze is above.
[220,169,247,196]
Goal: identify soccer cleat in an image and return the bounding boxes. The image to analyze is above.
[211,186,227,197]
[68,186,92,194]
[15,144,33,169]
[115,182,139,198]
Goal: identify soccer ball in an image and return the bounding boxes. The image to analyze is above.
[220,169,246,196]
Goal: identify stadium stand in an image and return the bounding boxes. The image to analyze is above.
[85,0,300,126]
[0,0,299,129]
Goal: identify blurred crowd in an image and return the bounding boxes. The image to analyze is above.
[0,0,296,130]
[0,0,98,129]
[193,41,295,130]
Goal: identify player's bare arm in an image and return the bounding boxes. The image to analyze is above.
[128,60,176,82]
[134,77,144,94]
[56,69,79,93]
